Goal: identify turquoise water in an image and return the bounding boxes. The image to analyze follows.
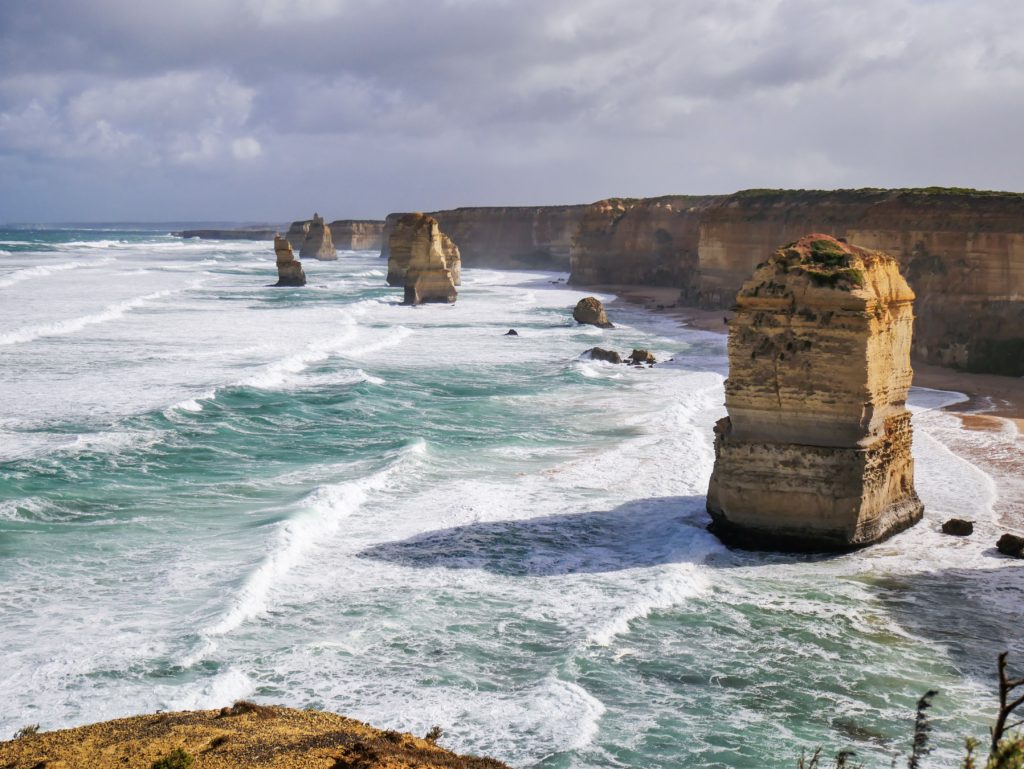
[0,229,1021,768]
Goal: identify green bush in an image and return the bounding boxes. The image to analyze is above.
[151,747,194,769]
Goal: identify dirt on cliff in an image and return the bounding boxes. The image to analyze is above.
[0,704,512,769]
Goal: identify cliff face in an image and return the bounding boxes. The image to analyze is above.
[329,219,385,250]
[175,227,280,241]
[285,219,310,251]
[707,235,923,551]
[694,189,1024,374]
[273,236,306,286]
[381,206,588,270]
[569,196,722,287]
[0,705,511,768]
[386,213,459,305]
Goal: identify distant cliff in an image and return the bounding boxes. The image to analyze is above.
[381,206,588,270]
[568,188,1024,376]
[174,227,280,241]
[330,219,385,250]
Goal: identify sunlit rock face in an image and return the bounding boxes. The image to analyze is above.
[273,236,306,287]
[328,219,385,250]
[299,213,337,261]
[707,234,923,552]
[386,213,459,305]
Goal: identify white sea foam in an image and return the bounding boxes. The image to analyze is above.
[0,287,183,346]
[0,257,114,289]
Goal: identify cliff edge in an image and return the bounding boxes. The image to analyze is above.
[0,704,511,768]
[707,234,923,551]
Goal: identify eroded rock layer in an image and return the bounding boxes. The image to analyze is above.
[386,213,459,305]
[273,236,306,287]
[707,234,923,551]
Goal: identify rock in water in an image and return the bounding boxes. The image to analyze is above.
[386,213,460,304]
[942,518,974,536]
[573,296,614,328]
[285,218,310,250]
[273,236,306,287]
[300,213,337,261]
[584,347,622,364]
[997,533,1024,557]
[629,348,656,365]
[706,234,923,551]
[505,329,519,336]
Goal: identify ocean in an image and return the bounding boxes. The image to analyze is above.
[0,228,1021,768]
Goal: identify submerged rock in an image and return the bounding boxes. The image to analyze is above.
[628,348,656,365]
[707,234,923,552]
[573,296,613,328]
[504,329,519,336]
[583,347,622,364]
[386,213,460,305]
[300,213,337,261]
[997,533,1024,557]
[0,705,511,769]
[273,236,306,287]
[942,518,974,536]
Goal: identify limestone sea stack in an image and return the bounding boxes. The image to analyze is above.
[299,213,337,260]
[273,235,306,286]
[386,213,460,304]
[706,234,923,551]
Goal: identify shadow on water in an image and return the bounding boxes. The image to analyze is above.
[359,495,721,576]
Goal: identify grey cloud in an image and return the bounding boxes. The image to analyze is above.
[0,0,1022,221]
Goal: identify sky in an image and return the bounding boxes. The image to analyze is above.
[1,0,1022,222]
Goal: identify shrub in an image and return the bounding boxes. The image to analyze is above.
[151,748,194,769]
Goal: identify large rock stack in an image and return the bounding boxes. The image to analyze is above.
[299,213,337,261]
[706,234,923,551]
[273,235,306,286]
[386,213,461,305]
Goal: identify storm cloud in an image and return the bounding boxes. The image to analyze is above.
[1,0,1022,221]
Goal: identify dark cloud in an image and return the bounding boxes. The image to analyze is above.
[0,0,1021,221]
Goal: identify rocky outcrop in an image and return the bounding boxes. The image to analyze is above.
[942,518,974,536]
[573,297,613,328]
[706,235,923,552]
[329,219,385,250]
[0,705,511,768]
[386,213,459,305]
[273,236,306,287]
[584,347,622,364]
[297,213,336,261]
[381,206,588,270]
[569,196,721,286]
[997,533,1024,557]
[628,349,656,365]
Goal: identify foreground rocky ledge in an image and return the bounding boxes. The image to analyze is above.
[0,705,511,769]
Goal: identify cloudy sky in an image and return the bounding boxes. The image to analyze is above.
[1,0,1022,222]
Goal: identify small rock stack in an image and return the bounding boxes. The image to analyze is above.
[386,213,461,305]
[707,234,923,551]
[273,236,306,286]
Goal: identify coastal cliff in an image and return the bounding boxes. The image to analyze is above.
[386,213,460,304]
[566,188,1024,376]
[0,705,510,768]
[707,235,923,551]
[329,219,385,250]
[381,206,588,270]
[569,196,721,287]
